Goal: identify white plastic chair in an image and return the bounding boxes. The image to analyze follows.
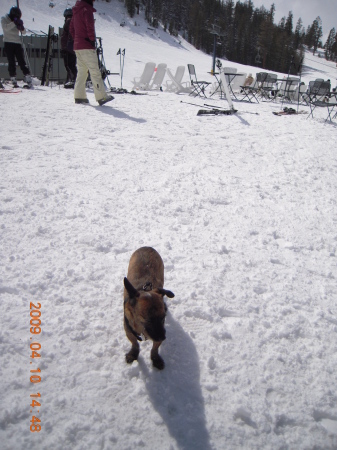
[149,63,167,90]
[132,62,156,90]
[165,67,191,94]
[165,66,185,92]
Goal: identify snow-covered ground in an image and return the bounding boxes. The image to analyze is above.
[1,1,337,449]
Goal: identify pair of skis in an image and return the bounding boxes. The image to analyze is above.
[180,101,237,116]
[183,74,239,116]
[0,79,22,93]
[198,104,237,116]
[41,25,56,86]
[273,107,307,116]
[0,88,21,94]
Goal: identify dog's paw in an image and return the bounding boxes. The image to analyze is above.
[125,351,138,364]
[152,355,165,370]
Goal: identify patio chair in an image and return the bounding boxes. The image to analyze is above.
[260,73,278,100]
[165,67,191,94]
[240,72,267,103]
[131,62,156,90]
[303,79,329,105]
[187,64,211,97]
[306,80,336,121]
[308,98,337,122]
[302,81,315,105]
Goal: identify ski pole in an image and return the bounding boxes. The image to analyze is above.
[204,103,226,110]
[117,48,122,88]
[296,56,304,114]
[281,55,294,111]
[180,100,206,108]
[121,49,125,89]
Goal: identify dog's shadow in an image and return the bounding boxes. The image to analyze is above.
[139,311,212,450]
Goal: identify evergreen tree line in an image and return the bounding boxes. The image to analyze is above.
[123,0,337,74]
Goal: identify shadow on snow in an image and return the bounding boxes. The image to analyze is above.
[139,311,212,450]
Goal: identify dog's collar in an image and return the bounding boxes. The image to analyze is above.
[124,315,143,341]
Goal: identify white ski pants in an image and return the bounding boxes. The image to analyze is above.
[74,49,106,102]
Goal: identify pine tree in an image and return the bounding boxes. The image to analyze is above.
[332,33,337,61]
[309,17,323,55]
[125,0,136,17]
[294,18,304,50]
[324,28,336,60]
[285,11,293,36]
[257,5,274,69]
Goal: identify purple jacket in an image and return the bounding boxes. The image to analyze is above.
[69,0,96,51]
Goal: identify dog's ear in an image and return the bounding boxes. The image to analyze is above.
[155,288,175,298]
[124,277,140,303]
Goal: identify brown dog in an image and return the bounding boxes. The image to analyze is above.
[123,247,174,370]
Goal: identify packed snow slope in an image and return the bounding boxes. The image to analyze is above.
[1,1,337,450]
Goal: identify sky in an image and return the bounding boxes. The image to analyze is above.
[252,0,336,42]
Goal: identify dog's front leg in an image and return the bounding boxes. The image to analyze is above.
[151,341,164,370]
[124,323,140,364]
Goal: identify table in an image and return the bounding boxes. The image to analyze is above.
[208,72,225,98]
[224,72,247,100]
[210,72,247,101]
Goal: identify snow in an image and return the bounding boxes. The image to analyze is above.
[1,1,337,449]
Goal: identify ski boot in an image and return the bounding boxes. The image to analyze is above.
[11,77,19,88]
[98,95,114,106]
[23,75,33,89]
[75,98,89,104]
[64,81,75,89]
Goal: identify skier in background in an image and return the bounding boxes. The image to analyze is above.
[61,7,77,89]
[70,0,113,105]
[1,6,32,88]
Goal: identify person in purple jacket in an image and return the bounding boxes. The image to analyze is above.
[70,0,113,105]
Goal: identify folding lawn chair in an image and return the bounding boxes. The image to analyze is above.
[277,77,300,103]
[240,72,267,103]
[306,80,337,121]
[187,64,211,97]
[260,73,278,101]
[302,79,327,105]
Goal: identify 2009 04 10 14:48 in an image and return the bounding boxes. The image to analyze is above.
[30,302,42,433]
